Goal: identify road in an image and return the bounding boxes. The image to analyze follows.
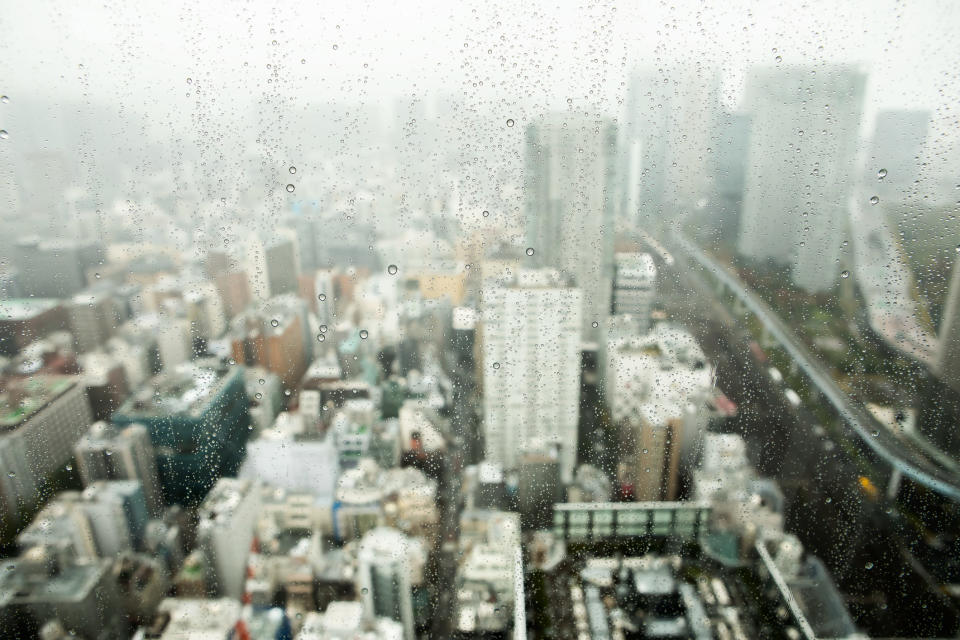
[650,237,960,636]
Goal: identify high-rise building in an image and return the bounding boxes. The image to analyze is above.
[0,299,66,357]
[867,109,929,204]
[112,362,250,505]
[937,259,960,394]
[229,295,311,388]
[12,237,103,298]
[482,268,582,481]
[68,289,120,353]
[75,421,162,515]
[737,66,866,292]
[0,376,92,528]
[612,252,657,323]
[524,113,616,340]
[357,527,421,640]
[265,229,301,296]
[196,477,261,600]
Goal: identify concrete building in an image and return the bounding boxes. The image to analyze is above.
[147,598,243,639]
[112,362,250,505]
[482,268,582,481]
[68,290,120,353]
[0,377,92,528]
[265,230,301,296]
[357,527,423,640]
[866,109,929,204]
[524,113,616,341]
[937,259,960,394]
[74,421,162,515]
[230,295,312,388]
[197,477,261,600]
[737,65,866,292]
[0,299,66,357]
[612,251,657,327]
[12,237,103,298]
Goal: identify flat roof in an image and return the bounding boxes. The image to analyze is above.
[0,298,61,320]
[0,376,75,431]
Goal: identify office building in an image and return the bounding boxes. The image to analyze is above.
[144,598,243,639]
[229,295,312,387]
[0,550,126,639]
[196,477,261,600]
[265,229,301,296]
[612,251,657,325]
[12,237,103,298]
[0,377,92,528]
[357,527,423,640]
[75,421,162,515]
[937,259,960,394]
[112,362,250,505]
[68,290,120,353]
[867,109,929,204]
[737,65,866,292]
[524,113,616,340]
[0,299,66,357]
[79,351,130,421]
[482,268,582,481]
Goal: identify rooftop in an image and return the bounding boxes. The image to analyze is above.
[0,298,61,321]
[0,375,75,431]
[114,362,236,419]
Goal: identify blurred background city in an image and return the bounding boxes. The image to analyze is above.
[0,0,959,638]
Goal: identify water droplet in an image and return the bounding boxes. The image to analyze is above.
[286,184,296,193]
[271,319,280,327]
[94,273,101,279]
[865,562,874,570]
[186,77,193,84]
[332,44,339,50]
[592,321,599,328]
[255,392,262,400]
[840,270,849,279]
[871,429,879,437]
[317,334,325,342]
[65,464,72,471]
[482,210,490,217]
[492,362,501,369]
[7,472,14,478]
[825,497,832,503]
[0,96,9,104]
[361,587,369,595]
[258,378,265,385]
[318,293,326,301]
[641,448,648,454]
[0,130,8,140]
[387,264,398,275]
[301,58,306,64]
[869,195,879,205]
[359,329,369,339]
[284,389,291,396]
[289,166,297,174]
[506,118,515,127]
[525,247,534,256]
[877,168,887,179]
[775,55,783,63]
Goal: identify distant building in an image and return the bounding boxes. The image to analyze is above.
[197,477,261,600]
[13,236,103,298]
[145,598,243,639]
[75,421,162,515]
[525,113,616,341]
[230,295,312,387]
[612,251,657,327]
[482,269,582,482]
[112,362,250,505]
[68,290,121,353]
[0,299,66,357]
[266,230,301,296]
[737,65,866,292]
[867,109,929,204]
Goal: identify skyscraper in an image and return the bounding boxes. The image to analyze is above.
[737,65,866,292]
[524,113,615,340]
[937,259,960,394]
[482,268,582,481]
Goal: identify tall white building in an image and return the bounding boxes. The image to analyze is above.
[357,527,423,640]
[482,269,582,481]
[197,477,261,600]
[938,260,960,394]
[737,65,866,292]
[524,113,615,340]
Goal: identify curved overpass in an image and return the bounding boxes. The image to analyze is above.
[668,232,960,502]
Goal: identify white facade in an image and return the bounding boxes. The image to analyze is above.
[357,527,423,640]
[240,432,339,501]
[156,317,193,369]
[482,269,582,481]
[197,477,262,600]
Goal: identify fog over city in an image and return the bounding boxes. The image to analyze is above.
[0,1,959,639]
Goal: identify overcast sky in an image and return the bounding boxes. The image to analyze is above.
[1,0,958,156]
